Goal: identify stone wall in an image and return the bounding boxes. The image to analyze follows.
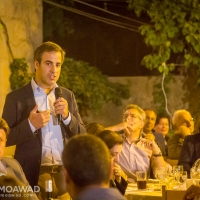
[0,0,43,116]
[0,0,42,157]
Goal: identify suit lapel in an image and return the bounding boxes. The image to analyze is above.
[194,134,200,161]
[25,83,42,143]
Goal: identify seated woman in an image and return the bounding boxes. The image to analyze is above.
[97,130,128,195]
[153,113,171,158]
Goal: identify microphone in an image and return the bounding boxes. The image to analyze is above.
[55,87,62,125]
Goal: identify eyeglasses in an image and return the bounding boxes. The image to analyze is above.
[123,113,141,121]
[190,118,195,122]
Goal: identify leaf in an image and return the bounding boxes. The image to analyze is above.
[184,54,190,60]
[166,41,171,47]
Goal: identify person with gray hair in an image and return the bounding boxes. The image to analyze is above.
[62,134,126,200]
[106,104,167,182]
[168,109,194,160]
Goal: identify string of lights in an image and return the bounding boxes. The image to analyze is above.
[74,0,148,25]
[43,0,141,33]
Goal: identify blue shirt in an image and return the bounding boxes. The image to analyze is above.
[29,79,71,166]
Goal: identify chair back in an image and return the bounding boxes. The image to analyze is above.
[162,185,186,200]
[166,159,178,166]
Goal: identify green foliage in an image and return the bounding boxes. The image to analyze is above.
[58,58,130,116]
[9,59,33,90]
[10,58,130,117]
[128,0,200,78]
[43,0,75,42]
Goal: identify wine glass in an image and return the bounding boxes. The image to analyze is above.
[166,168,175,189]
[177,171,187,189]
[173,165,183,181]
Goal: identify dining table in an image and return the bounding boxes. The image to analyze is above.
[125,178,192,200]
[125,180,162,200]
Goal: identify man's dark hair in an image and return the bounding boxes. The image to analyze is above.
[0,118,10,138]
[34,41,65,64]
[85,122,105,135]
[62,134,111,187]
[97,130,123,150]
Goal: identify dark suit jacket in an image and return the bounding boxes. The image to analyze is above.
[110,177,128,195]
[153,132,166,157]
[2,82,86,188]
[178,133,200,177]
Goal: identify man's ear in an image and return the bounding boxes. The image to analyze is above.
[34,60,39,70]
[140,121,144,129]
[63,167,71,184]
[109,158,114,180]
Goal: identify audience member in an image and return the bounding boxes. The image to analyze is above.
[0,117,38,199]
[97,130,128,195]
[194,115,200,134]
[143,109,167,157]
[183,184,200,200]
[168,110,194,160]
[178,132,200,177]
[2,42,86,199]
[85,122,104,135]
[143,109,157,135]
[62,134,126,200]
[154,113,171,157]
[106,104,168,182]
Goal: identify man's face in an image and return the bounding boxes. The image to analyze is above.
[154,118,169,136]
[123,109,144,132]
[34,51,62,90]
[181,111,194,133]
[144,110,156,133]
[110,144,122,163]
[0,129,7,160]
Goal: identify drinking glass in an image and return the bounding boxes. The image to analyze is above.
[177,171,187,189]
[136,171,147,190]
[173,165,183,181]
[155,167,167,186]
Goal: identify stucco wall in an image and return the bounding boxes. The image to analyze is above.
[0,0,43,116]
[82,76,192,127]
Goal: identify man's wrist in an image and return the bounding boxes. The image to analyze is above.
[152,152,162,157]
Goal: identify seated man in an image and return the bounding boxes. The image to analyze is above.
[97,130,128,195]
[168,109,194,160]
[0,117,38,199]
[183,184,200,200]
[143,109,167,157]
[106,104,168,182]
[62,134,126,200]
[178,132,200,177]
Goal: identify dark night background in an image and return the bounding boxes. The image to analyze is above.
[43,0,162,76]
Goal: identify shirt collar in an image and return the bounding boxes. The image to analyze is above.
[31,78,58,95]
[123,133,144,145]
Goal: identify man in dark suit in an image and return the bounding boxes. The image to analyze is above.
[2,42,86,199]
[143,109,167,157]
[178,133,200,177]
